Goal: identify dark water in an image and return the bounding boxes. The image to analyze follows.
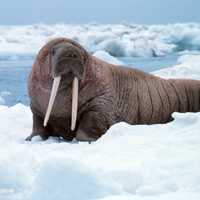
[0,54,178,106]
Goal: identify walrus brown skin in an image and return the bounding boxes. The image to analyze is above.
[26,38,200,142]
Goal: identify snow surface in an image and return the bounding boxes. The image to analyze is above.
[153,54,200,79]
[1,23,200,57]
[0,54,200,200]
[0,96,5,105]
[0,91,11,105]
[93,50,123,65]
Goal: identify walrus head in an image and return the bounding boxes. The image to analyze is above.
[43,41,87,131]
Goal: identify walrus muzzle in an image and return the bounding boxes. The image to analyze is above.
[43,76,79,131]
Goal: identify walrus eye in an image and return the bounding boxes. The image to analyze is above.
[51,48,56,56]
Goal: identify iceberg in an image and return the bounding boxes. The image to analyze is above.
[0,23,200,57]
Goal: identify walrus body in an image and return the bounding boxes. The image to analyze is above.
[27,38,200,141]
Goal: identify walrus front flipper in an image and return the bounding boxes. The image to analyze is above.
[26,113,51,141]
[75,130,96,142]
[75,111,108,142]
[25,132,39,141]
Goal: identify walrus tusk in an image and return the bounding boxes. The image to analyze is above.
[43,76,61,127]
[71,77,78,131]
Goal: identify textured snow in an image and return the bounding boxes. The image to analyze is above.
[0,54,200,200]
[0,106,200,200]
[153,54,200,79]
[1,23,200,57]
[0,91,11,105]
[0,96,5,105]
[93,50,123,65]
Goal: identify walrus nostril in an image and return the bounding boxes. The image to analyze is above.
[66,52,78,59]
[73,54,77,58]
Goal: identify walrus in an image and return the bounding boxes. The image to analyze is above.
[26,37,200,142]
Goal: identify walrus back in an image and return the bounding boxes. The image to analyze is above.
[169,79,200,113]
[110,66,200,125]
[110,66,163,124]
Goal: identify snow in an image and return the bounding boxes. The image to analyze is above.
[0,96,5,105]
[0,54,200,200]
[0,91,11,105]
[93,50,123,65]
[153,54,200,79]
[0,105,200,200]
[1,23,200,57]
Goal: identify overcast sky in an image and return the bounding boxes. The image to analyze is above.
[0,0,200,25]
